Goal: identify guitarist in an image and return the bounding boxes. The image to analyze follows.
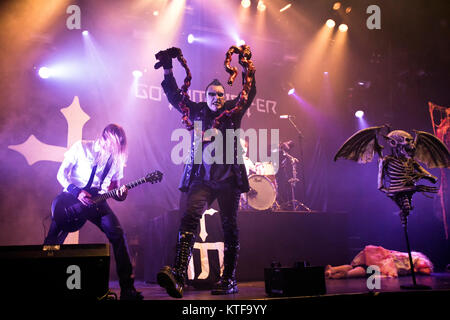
[44,124,143,301]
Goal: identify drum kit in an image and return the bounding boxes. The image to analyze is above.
[243,162,278,211]
[240,142,312,212]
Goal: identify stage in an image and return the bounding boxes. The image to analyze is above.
[1,1,450,316]
[109,273,450,300]
[5,275,450,318]
[91,274,450,315]
[144,209,350,286]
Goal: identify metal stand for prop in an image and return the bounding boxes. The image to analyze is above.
[399,213,431,290]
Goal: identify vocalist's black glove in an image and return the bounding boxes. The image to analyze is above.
[154,47,181,70]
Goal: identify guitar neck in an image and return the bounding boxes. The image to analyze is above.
[93,177,148,203]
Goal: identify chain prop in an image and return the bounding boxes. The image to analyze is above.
[175,49,194,130]
[213,45,255,129]
[156,47,193,130]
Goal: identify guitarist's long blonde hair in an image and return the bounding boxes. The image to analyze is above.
[96,124,128,168]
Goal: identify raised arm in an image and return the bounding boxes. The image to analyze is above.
[242,73,256,114]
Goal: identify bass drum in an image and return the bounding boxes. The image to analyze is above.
[247,174,277,211]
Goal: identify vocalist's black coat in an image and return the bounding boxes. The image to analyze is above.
[161,73,257,193]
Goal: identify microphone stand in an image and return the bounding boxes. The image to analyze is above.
[282,116,311,212]
[281,149,311,212]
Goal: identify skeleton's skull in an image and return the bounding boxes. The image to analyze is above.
[387,130,415,158]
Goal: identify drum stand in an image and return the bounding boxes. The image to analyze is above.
[282,149,311,212]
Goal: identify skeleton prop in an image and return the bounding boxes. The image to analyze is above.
[334,125,450,289]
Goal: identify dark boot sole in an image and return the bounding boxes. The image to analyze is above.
[157,268,183,299]
[211,287,239,295]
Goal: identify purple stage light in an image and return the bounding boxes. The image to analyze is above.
[82,30,89,36]
[187,34,195,44]
[38,67,51,79]
[132,70,143,78]
[355,110,364,118]
[288,88,295,95]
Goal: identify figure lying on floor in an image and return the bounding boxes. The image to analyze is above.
[325,245,433,279]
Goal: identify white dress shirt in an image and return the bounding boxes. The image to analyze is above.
[57,140,123,193]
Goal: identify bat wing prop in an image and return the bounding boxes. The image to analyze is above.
[414,130,450,168]
[334,126,386,163]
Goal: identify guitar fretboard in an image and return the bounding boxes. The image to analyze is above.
[93,177,150,203]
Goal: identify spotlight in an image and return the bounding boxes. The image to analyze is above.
[257,1,266,12]
[357,80,371,89]
[241,0,251,9]
[324,71,329,75]
[288,88,295,95]
[333,2,341,10]
[345,6,352,14]
[237,39,245,46]
[339,24,348,32]
[153,10,159,16]
[82,30,89,36]
[326,19,336,28]
[280,4,292,12]
[355,110,364,118]
[187,34,195,44]
[132,70,143,78]
[38,67,52,79]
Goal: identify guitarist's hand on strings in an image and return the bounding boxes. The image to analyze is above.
[78,190,94,206]
[107,180,128,202]
[114,185,128,201]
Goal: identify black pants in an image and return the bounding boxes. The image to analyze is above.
[44,201,134,290]
[180,178,241,248]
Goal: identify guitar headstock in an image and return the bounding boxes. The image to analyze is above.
[145,170,163,184]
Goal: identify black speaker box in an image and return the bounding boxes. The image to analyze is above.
[0,244,110,300]
[264,263,326,297]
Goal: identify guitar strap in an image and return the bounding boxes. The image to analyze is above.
[99,155,114,190]
[84,164,98,190]
[84,155,113,190]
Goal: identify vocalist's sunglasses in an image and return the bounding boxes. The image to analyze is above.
[207,92,224,97]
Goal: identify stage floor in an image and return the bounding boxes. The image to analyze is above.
[110,273,450,300]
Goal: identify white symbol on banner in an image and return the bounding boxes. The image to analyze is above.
[8,96,89,245]
[8,96,90,165]
[199,208,217,241]
[187,208,225,280]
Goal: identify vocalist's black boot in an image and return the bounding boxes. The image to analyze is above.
[157,231,195,298]
[211,244,239,295]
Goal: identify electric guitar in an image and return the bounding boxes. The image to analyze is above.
[51,170,163,232]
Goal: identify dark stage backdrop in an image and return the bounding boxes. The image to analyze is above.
[0,0,449,276]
